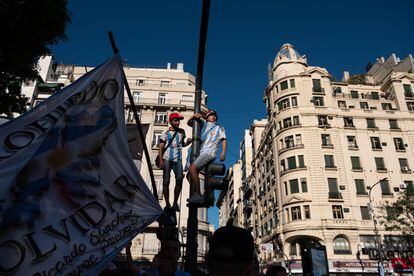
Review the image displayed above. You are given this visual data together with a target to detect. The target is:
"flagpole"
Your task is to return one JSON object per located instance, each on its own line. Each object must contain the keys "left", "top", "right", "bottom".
{"left": 107, "top": 31, "right": 159, "bottom": 202}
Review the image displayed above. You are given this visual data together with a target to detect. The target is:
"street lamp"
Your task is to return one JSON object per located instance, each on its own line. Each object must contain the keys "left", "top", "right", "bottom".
{"left": 367, "top": 177, "right": 388, "bottom": 276}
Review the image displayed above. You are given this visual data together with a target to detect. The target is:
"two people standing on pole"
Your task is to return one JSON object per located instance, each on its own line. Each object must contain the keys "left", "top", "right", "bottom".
{"left": 186, "top": 110, "right": 227, "bottom": 204}
{"left": 158, "top": 113, "right": 192, "bottom": 212}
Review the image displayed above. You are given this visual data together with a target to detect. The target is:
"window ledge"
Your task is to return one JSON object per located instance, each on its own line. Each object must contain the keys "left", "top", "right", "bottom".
{"left": 322, "top": 144, "right": 334, "bottom": 149}
{"left": 396, "top": 149, "right": 406, "bottom": 152}
{"left": 363, "top": 109, "right": 373, "bottom": 113}
{"left": 318, "top": 124, "right": 331, "bottom": 129}
{"left": 325, "top": 167, "right": 338, "bottom": 171}
{"left": 356, "top": 194, "right": 369, "bottom": 197}
{"left": 367, "top": 127, "right": 379, "bottom": 131}
{"left": 376, "top": 169, "right": 388, "bottom": 173}
{"left": 279, "top": 144, "right": 305, "bottom": 154}
{"left": 386, "top": 110, "right": 395, "bottom": 114}
{"left": 314, "top": 106, "right": 327, "bottom": 109}
{"left": 348, "top": 146, "right": 359, "bottom": 150}
{"left": 390, "top": 128, "right": 401, "bottom": 131}
{"left": 372, "top": 148, "right": 383, "bottom": 151}
{"left": 401, "top": 170, "right": 412, "bottom": 174}
{"left": 352, "top": 168, "right": 363, "bottom": 172}
{"left": 344, "top": 126, "right": 356, "bottom": 129}
{"left": 328, "top": 198, "right": 344, "bottom": 202}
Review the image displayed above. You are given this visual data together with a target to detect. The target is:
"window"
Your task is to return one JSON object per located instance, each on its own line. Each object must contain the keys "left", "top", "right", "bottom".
{"left": 355, "top": 179, "right": 367, "bottom": 195}
{"left": 280, "top": 80, "right": 288, "bottom": 90}
{"left": 333, "top": 236, "right": 351, "bottom": 254}
{"left": 371, "top": 91, "right": 379, "bottom": 100}
{"left": 152, "top": 131, "right": 163, "bottom": 148}
{"left": 399, "top": 158, "right": 410, "bottom": 172}
{"left": 304, "top": 205, "right": 311, "bottom": 219}
{"left": 375, "top": 157, "right": 386, "bottom": 171}
{"left": 158, "top": 93, "right": 167, "bottom": 104}
{"left": 318, "top": 115, "right": 329, "bottom": 126}
{"left": 366, "top": 118, "right": 376, "bottom": 129}
{"left": 333, "top": 87, "right": 342, "bottom": 94}
{"left": 284, "top": 182, "right": 288, "bottom": 196}
{"left": 321, "top": 134, "right": 332, "bottom": 147}
{"left": 389, "top": 119, "right": 399, "bottom": 129}
{"left": 295, "top": 134, "right": 302, "bottom": 146}
{"left": 301, "top": 178, "right": 308, "bottom": 193}
{"left": 298, "top": 155, "right": 305, "bottom": 168}
{"left": 312, "top": 79, "right": 323, "bottom": 92}
{"left": 289, "top": 179, "right": 299, "bottom": 194}
{"left": 292, "top": 116, "right": 300, "bottom": 126}
{"left": 360, "top": 206, "right": 371, "bottom": 220}
{"left": 344, "top": 117, "right": 354, "bottom": 127}
{"left": 313, "top": 96, "right": 324, "bottom": 107}
{"left": 160, "top": 80, "right": 170, "bottom": 87}
{"left": 290, "top": 243, "right": 299, "bottom": 256}
{"left": 360, "top": 102, "right": 369, "bottom": 109}
{"left": 132, "top": 91, "right": 141, "bottom": 103}
{"left": 291, "top": 96, "right": 298, "bottom": 106}
{"left": 291, "top": 206, "right": 301, "bottom": 221}
{"left": 338, "top": 101, "right": 347, "bottom": 108}
{"left": 382, "top": 103, "right": 392, "bottom": 110}
{"left": 127, "top": 109, "right": 134, "bottom": 122}
{"left": 136, "top": 79, "right": 146, "bottom": 86}
{"left": 284, "top": 136, "right": 294, "bottom": 148}
{"left": 351, "top": 156, "right": 362, "bottom": 170}
{"left": 155, "top": 111, "right": 167, "bottom": 124}
{"left": 407, "top": 101, "right": 414, "bottom": 111}
{"left": 332, "top": 205, "right": 344, "bottom": 219}
{"left": 370, "top": 137, "right": 382, "bottom": 150}
{"left": 324, "top": 155, "right": 335, "bottom": 168}
{"left": 290, "top": 79, "right": 296, "bottom": 89}
{"left": 347, "top": 136, "right": 358, "bottom": 148}
{"left": 380, "top": 178, "right": 391, "bottom": 195}
{"left": 403, "top": 84, "right": 413, "bottom": 97}
{"left": 283, "top": 118, "right": 292, "bottom": 128}
{"left": 279, "top": 98, "right": 290, "bottom": 110}
{"left": 328, "top": 178, "right": 341, "bottom": 199}
{"left": 287, "top": 156, "right": 297, "bottom": 170}
{"left": 351, "top": 90, "right": 359, "bottom": 99}
{"left": 394, "top": 138, "right": 405, "bottom": 150}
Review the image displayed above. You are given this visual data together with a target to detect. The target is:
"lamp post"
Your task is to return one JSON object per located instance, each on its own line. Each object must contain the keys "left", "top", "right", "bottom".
{"left": 367, "top": 177, "right": 388, "bottom": 276}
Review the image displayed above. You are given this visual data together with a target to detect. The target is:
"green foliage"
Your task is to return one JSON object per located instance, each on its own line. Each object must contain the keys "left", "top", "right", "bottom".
{"left": 381, "top": 185, "right": 414, "bottom": 235}
{"left": 0, "top": 0, "right": 71, "bottom": 117}
{"left": 347, "top": 74, "right": 367, "bottom": 85}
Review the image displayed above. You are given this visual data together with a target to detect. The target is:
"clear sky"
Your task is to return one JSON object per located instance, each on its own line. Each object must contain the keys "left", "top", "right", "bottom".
{"left": 51, "top": 0, "right": 414, "bottom": 229}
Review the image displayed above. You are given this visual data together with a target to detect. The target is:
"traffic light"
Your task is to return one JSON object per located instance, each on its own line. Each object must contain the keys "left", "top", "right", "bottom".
{"left": 204, "top": 163, "right": 227, "bottom": 207}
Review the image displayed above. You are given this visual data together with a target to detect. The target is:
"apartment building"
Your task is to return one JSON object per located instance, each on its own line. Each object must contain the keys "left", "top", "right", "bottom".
{"left": 22, "top": 56, "right": 211, "bottom": 263}
{"left": 250, "top": 44, "right": 414, "bottom": 274}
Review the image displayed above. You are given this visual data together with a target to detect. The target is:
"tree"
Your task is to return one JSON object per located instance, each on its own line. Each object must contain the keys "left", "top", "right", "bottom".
{"left": 0, "top": 0, "right": 71, "bottom": 118}
{"left": 381, "top": 185, "right": 414, "bottom": 235}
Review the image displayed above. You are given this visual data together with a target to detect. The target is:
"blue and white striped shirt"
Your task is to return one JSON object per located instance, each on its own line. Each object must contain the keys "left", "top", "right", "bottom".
{"left": 159, "top": 128, "right": 185, "bottom": 161}
{"left": 199, "top": 122, "right": 226, "bottom": 157}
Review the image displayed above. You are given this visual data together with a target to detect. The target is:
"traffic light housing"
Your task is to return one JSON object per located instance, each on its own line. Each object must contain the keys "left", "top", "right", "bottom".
{"left": 204, "top": 163, "right": 228, "bottom": 207}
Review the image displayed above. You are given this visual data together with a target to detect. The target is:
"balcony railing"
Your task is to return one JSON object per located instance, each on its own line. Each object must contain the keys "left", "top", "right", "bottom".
{"left": 126, "top": 97, "right": 195, "bottom": 106}
{"left": 329, "top": 192, "right": 343, "bottom": 199}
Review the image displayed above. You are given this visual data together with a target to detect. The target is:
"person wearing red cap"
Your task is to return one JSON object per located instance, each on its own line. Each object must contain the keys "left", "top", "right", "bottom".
{"left": 158, "top": 112, "right": 192, "bottom": 211}
{"left": 186, "top": 110, "right": 227, "bottom": 204}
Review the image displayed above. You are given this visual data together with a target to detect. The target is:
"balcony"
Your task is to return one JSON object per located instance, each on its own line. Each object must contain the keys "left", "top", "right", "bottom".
{"left": 125, "top": 97, "right": 191, "bottom": 108}
{"left": 312, "top": 87, "right": 325, "bottom": 94}
{"left": 328, "top": 192, "right": 343, "bottom": 200}
{"left": 321, "top": 219, "right": 358, "bottom": 230}
{"left": 279, "top": 143, "right": 304, "bottom": 154}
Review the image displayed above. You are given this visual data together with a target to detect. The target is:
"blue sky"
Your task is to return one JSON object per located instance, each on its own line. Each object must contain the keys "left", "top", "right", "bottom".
{"left": 52, "top": 0, "right": 414, "bottom": 228}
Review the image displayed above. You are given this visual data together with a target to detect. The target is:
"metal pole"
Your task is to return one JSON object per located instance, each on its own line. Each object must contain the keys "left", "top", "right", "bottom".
{"left": 185, "top": 0, "right": 211, "bottom": 273}
{"left": 107, "top": 31, "right": 159, "bottom": 201}
{"left": 368, "top": 177, "right": 387, "bottom": 275}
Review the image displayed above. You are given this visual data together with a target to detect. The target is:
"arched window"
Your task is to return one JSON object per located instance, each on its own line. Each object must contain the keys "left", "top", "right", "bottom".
{"left": 333, "top": 236, "right": 352, "bottom": 254}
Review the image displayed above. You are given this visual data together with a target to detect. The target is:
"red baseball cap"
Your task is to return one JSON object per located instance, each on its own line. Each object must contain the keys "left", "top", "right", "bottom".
{"left": 169, "top": 112, "right": 184, "bottom": 122}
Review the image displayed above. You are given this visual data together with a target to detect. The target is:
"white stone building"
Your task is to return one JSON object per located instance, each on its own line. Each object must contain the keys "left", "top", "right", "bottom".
{"left": 248, "top": 44, "right": 414, "bottom": 274}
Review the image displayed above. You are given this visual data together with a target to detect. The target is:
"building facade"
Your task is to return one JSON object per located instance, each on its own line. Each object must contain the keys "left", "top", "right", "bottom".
{"left": 22, "top": 57, "right": 212, "bottom": 263}
{"left": 249, "top": 44, "right": 414, "bottom": 274}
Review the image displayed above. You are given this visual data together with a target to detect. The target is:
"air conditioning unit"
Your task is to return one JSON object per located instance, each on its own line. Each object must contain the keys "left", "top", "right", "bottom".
{"left": 400, "top": 183, "right": 408, "bottom": 189}
{"left": 401, "top": 166, "right": 409, "bottom": 172}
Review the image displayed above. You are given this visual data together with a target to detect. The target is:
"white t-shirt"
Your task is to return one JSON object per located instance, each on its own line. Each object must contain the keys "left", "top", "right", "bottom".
{"left": 159, "top": 128, "right": 186, "bottom": 161}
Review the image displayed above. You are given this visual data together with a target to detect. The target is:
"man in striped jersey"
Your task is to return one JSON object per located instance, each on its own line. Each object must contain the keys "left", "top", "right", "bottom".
{"left": 158, "top": 113, "right": 191, "bottom": 212}
{"left": 187, "top": 110, "right": 227, "bottom": 204}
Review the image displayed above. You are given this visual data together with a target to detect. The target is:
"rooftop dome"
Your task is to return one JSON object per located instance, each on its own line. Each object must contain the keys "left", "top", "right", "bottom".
{"left": 274, "top": 43, "right": 307, "bottom": 67}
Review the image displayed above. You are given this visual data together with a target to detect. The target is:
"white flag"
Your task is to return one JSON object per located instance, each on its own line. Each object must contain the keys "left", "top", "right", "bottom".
{"left": 0, "top": 55, "right": 162, "bottom": 275}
